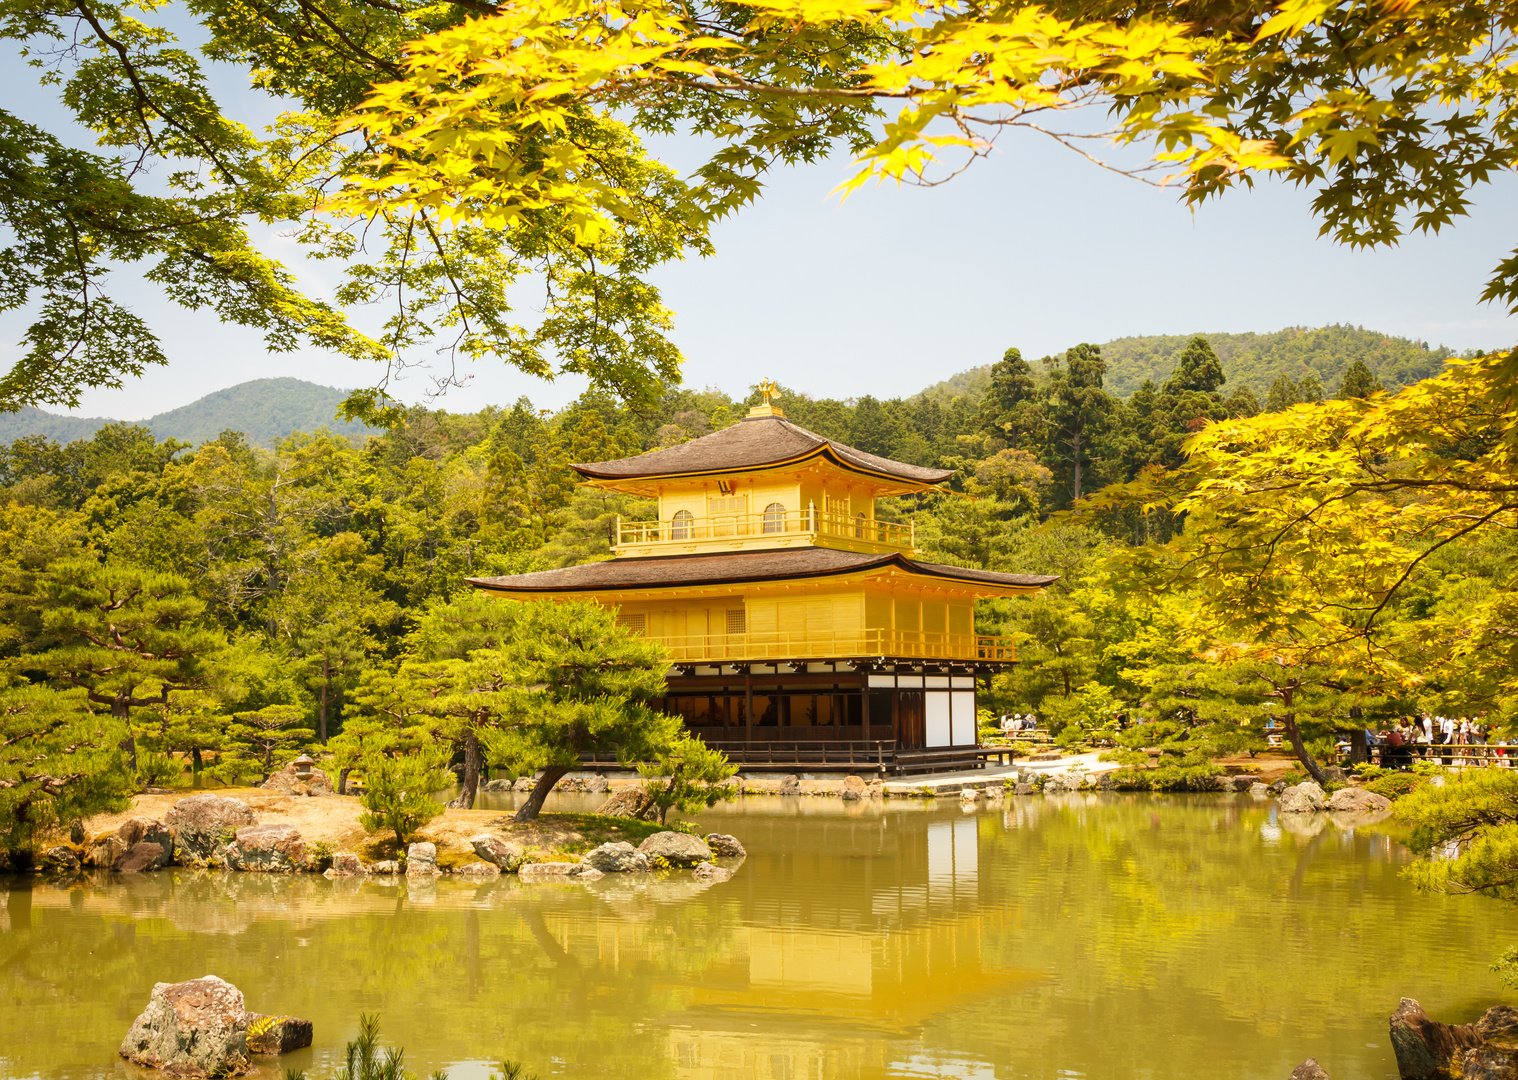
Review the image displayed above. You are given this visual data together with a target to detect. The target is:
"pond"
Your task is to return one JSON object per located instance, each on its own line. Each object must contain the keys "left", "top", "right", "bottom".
{"left": 1, "top": 792, "right": 1510, "bottom": 1080}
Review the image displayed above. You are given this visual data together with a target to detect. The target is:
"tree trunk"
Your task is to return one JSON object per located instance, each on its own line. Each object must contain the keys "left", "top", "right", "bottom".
{"left": 318, "top": 667, "right": 329, "bottom": 745}
{"left": 1282, "top": 712, "right": 1328, "bottom": 786}
{"left": 1071, "top": 427, "right": 1083, "bottom": 502}
{"left": 338, "top": 766, "right": 352, "bottom": 796}
{"left": 447, "top": 729, "right": 483, "bottom": 810}
{"left": 191, "top": 747, "right": 203, "bottom": 774}
{"left": 1349, "top": 728, "right": 1370, "bottom": 765}
{"left": 113, "top": 700, "right": 137, "bottom": 772}
{"left": 513, "top": 765, "right": 571, "bottom": 823}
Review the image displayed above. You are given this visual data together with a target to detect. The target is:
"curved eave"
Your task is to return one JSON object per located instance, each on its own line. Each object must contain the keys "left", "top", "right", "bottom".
{"left": 571, "top": 444, "right": 953, "bottom": 492}
{"left": 465, "top": 553, "right": 1058, "bottom": 599}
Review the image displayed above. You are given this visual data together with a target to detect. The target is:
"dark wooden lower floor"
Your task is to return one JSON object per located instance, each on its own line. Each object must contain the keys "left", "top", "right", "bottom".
{"left": 592, "top": 661, "right": 994, "bottom": 775}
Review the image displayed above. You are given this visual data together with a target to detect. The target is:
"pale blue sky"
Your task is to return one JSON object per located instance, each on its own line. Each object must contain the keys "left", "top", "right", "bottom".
{"left": 5, "top": 40, "right": 1516, "bottom": 419}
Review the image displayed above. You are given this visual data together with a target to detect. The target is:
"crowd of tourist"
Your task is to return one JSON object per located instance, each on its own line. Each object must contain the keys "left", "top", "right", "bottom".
{"left": 1373, "top": 714, "right": 1513, "bottom": 768}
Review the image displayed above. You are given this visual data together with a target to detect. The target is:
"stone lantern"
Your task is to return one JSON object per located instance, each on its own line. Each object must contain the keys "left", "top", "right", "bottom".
{"left": 292, "top": 754, "right": 315, "bottom": 783}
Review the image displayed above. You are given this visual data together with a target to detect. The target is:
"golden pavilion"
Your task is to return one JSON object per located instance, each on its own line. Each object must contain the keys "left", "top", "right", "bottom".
{"left": 467, "top": 385, "right": 1056, "bottom": 774}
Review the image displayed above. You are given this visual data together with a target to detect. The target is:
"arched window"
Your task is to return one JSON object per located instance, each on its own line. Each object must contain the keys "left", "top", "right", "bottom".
{"left": 855, "top": 512, "right": 867, "bottom": 539}
{"left": 671, "top": 509, "right": 694, "bottom": 540}
{"left": 762, "top": 502, "right": 786, "bottom": 534}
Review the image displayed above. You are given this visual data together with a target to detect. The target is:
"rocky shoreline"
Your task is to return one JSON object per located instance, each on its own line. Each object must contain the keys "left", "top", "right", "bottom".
{"left": 34, "top": 792, "right": 747, "bottom": 883}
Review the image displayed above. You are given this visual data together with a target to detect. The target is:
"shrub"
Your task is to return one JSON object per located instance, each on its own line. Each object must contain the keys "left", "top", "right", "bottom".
{"left": 357, "top": 752, "right": 451, "bottom": 848}
{"left": 636, "top": 733, "right": 738, "bottom": 825}
{"left": 1363, "top": 772, "right": 1423, "bottom": 800}
{"left": 135, "top": 750, "right": 182, "bottom": 789}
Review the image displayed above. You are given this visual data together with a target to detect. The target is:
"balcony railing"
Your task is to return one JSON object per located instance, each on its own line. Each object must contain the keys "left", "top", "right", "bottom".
{"left": 615, "top": 508, "right": 913, "bottom": 552}
{"left": 635, "top": 628, "right": 1015, "bottom": 664}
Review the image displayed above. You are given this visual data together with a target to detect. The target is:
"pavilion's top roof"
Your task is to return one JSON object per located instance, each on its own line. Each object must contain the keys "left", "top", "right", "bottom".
{"left": 466, "top": 547, "right": 1058, "bottom": 594}
{"left": 571, "top": 413, "right": 954, "bottom": 486}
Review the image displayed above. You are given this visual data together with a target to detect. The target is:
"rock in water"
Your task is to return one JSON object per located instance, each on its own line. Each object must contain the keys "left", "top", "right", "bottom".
{"left": 1325, "top": 787, "right": 1393, "bottom": 813}
{"left": 245, "top": 1014, "right": 313, "bottom": 1055}
{"left": 584, "top": 774, "right": 610, "bottom": 793}
{"left": 1478, "top": 1006, "right": 1518, "bottom": 1052}
{"left": 1250, "top": 783, "right": 1271, "bottom": 797}
{"left": 705, "top": 833, "right": 746, "bottom": 858}
{"left": 329, "top": 853, "right": 365, "bottom": 876}
{"left": 1461, "top": 1047, "right": 1518, "bottom": 1080}
{"left": 225, "top": 824, "right": 306, "bottom": 873}
{"left": 406, "top": 842, "right": 440, "bottom": 876}
{"left": 115, "top": 818, "right": 174, "bottom": 870}
{"left": 1288, "top": 1058, "right": 1331, "bottom": 1080}
{"left": 1278, "top": 782, "right": 1326, "bottom": 813}
{"left": 840, "top": 775, "right": 867, "bottom": 801}
{"left": 595, "top": 785, "right": 656, "bottom": 820}
{"left": 458, "top": 861, "right": 500, "bottom": 878}
{"left": 512, "top": 776, "right": 535, "bottom": 792}
{"left": 39, "top": 845, "right": 81, "bottom": 874}
{"left": 1390, "top": 997, "right": 1483, "bottom": 1079}
{"left": 482, "top": 778, "right": 513, "bottom": 792}
{"left": 583, "top": 841, "right": 651, "bottom": 873}
{"left": 638, "top": 831, "right": 714, "bottom": 867}
{"left": 119, "top": 975, "right": 251, "bottom": 1077}
{"left": 778, "top": 774, "right": 801, "bottom": 795}
{"left": 470, "top": 834, "right": 524, "bottom": 872}
{"left": 166, "top": 795, "right": 256, "bottom": 868}
{"left": 693, "top": 862, "right": 734, "bottom": 882}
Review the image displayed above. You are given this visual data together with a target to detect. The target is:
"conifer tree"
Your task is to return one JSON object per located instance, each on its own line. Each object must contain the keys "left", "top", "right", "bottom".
{"left": 1338, "top": 359, "right": 1384, "bottom": 399}
{"left": 22, "top": 560, "right": 224, "bottom": 769}
{"left": 476, "top": 599, "right": 684, "bottom": 822}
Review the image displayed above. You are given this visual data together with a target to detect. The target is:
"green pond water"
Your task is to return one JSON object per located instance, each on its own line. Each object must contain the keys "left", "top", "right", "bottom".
{"left": 1, "top": 791, "right": 1512, "bottom": 1080}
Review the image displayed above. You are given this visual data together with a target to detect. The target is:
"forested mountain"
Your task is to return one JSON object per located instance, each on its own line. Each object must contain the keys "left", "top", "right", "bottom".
{"left": 920, "top": 324, "right": 1462, "bottom": 404}
{"left": 0, "top": 378, "right": 375, "bottom": 446}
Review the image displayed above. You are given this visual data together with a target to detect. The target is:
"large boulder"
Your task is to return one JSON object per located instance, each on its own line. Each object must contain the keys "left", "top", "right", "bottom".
{"left": 470, "top": 834, "right": 525, "bottom": 872}
{"left": 115, "top": 818, "right": 174, "bottom": 871}
{"left": 512, "top": 776, "right": 535, "bottom": 792}
{"left": 225, "top": 824, "right": 305, "bottom": 873}
{"left": 595, "top": 786, "right": 656, "bottom": 820}
{"left": 406, "top": 842, "right": 440, "bottom": 876}
{"left": 119, "top": 975, "right": 251, "bottom": 1077}
{"left": 1325, "top": 787, "right": 1393, "bottom": 813}
{"left": 638, "top": 831, "right": 714, "bottom": 867}
{"left": 1232, "top": 774, "right": 1262, "bottom": 791}
{"left": 482, "top": 778, "right": 513, "bottom": 792}
{"left": 1461, "top": 1048, "right": 1518, "bottom": 1080}
{"left": 1289, "top": 1059, "right": 1330, "bottom": 1080}
{"left": 705, "top": 833, "right": 746, "bottom": 858}
{"left": 329, "top": 853, "right": 365, "bottom": 876}
{"left": 840, "top": 775, "right": 867, "bottom": 801}
{"left": 166, "top": 796, "right": 257, "bottom": 867}
{"left": 778, "top": 774, "right": 801, "bottom": 795}
{"left": 260, "top": 761, "right": 333, "bottom": 795}
{"left": 1278, "top": 782, "right": 1326, "bottom": 814}
{"left": 245, "top": 1014, "right": 313, "bottom": 1055}
{"left": 1390, "top": 997, "right": 1483, "bottom": 1079}
{"left": 583, "top": 774, "right": 610, "bottom": 794}
{"left": 583, "top": 841, "right": 651, "bottom": 873}
{"left": 1478, "top": 1006, "right": 1518, "bottom": 1052}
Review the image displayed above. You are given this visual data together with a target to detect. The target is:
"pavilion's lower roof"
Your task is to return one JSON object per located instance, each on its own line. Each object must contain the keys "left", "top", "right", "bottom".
{"left": 465, "top": 548, "right": 1058, "bottom": 593}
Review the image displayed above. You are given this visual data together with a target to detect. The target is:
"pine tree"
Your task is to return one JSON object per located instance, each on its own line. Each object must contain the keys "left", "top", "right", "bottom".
{"left": 0, "top": 682, "right": 133, "bottom": 858}
{"left": 22, "top": 560, "right": 225, "bottom": 770}
{"left": 1162, "top": 336, "right": 1225, "bottom": 395}
{"left": 1225, "top": 386, "right": 1261, "bottom": 419}
{"left": 1338, "top": 358, "right": 1384, "bottom": 399}
{"left": 1264, "top": 375, "right": 1300, "bottom": 412}
{"left": 476, "top": 599, "right": 683, "bottom": 822}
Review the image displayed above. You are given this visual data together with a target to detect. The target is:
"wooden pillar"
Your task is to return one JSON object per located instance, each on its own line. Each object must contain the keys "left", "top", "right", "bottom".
{"left": 745, "top": 669, "right": 754, "bottom": 746}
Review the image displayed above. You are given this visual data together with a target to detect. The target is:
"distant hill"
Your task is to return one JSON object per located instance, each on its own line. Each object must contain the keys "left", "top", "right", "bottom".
{"left": 0, "top": 378, "right": 377, "bottom": 447}
{"left": 914, "top": 324, "right": 1467, "bottom": 404}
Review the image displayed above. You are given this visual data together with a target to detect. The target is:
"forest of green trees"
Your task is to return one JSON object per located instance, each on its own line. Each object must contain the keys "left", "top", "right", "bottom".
{"left": 2, "top": 327, "right": 1491, "bottom": 860}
